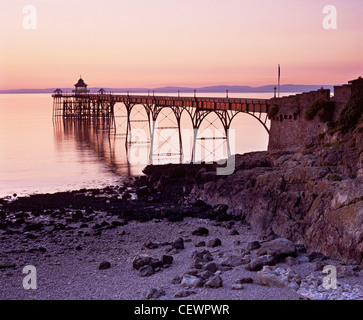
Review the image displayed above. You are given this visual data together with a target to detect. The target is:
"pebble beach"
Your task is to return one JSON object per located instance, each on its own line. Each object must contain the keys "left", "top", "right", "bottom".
{"left": 1, "top": 185, "right": 362, "bottom": 301}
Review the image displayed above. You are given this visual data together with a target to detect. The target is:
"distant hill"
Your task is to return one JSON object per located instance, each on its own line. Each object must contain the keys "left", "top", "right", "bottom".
{"left": 0, "top": 84, "right": 336, "bottom": 94}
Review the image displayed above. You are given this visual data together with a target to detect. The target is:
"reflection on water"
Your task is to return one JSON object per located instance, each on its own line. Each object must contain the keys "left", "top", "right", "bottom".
{"left": 53, "top": 117, "right": 146, "bottom": 177}
{"left": 0, "top": 93, "right": 274, "bottom": 197}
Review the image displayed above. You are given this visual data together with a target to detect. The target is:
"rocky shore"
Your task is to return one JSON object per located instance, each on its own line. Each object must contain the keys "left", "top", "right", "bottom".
{"left": 0, "top": 143, "right": 362, "bottom": 299}
{"left": 143, "top": 141, "right": 363, "bottom": 266}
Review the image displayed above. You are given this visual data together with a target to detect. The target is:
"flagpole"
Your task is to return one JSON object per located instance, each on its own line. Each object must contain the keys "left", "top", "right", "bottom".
{"left": 278, "top": 64, "right": 281, "bottom": 98}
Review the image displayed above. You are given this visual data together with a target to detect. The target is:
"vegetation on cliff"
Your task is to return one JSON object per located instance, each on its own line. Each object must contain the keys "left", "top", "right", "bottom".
{"left": 305, "top": 99, "right": 335, "bottom": 122}
{"left": 305, "top": 78, "right": 362, "bottom": 133}
{"left": 338, "top": 77, "right": 363, "bottom": 133}
{"left": 267, "top": 105, "right": 279, "bottom": 119}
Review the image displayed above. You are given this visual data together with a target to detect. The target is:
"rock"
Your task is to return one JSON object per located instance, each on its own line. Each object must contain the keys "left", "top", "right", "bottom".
{"left": 212, "top": 204, "right": 229, "bottom": 215}
{"left": 72, "top": 210, "right": 83, "bottom": 221}
{"left": 98, "top": 261, "right": 111, "bottom": 270}
{"left": 218, "top": 265, "right": 232, "bottom": 272}
{"left": 172, "top": 238, "right": 185, "bottom": 250}
{"left": 313, "top": 261, "right": 328, "bottom": 272}
{"left": 297, "top": 275, "right": 363, "bottom": 300}
{"left": 132, "top": 255, "right": 152, "bottom": 270}
{"left": 192, "top": 227, "right": 209, "bottom": 236}
{"left": 0, "top": 263, "right": 16, "bottom": 269}
{"left": 200, "top": 270, "right": 215, "bottom": 281}
{"left": 308, "top": 252, "right": 328, "bottom": 261}
{"left": 204, "top": 275, "right": 223, "bottom": 288}
{"left": 229, "top": 229, "right": 239, "bottom": 235}
{"left": 221, "top": 255, "right": 250, "bottom": 267}
{"left": 195, "top": 241, "right": 206, "bottom": 247}
{"left": 259, "top": 228, "right": 278, "bottom": 241}
{"left": 204, "top": 262, "right": 217, "bottom": 273}
{"left": 24, "top": 222, "right": 43, "bottom": 232}
{"left": 187, "top": 270, "right": 199, "bottom": 277}
{"left": 137, "top": 186, "right": 151, "bottom": 198}
{"left": 246, "top": 241, "right": 261, "bottom": 251}
{"left": 148, "top": 258, "right": 163, "bottom": 269}
{"left": 337, "top": 265, "right": 360, "bottom": 278}
{"left": 246, "top": 255, "right": 277, "bottom": 271}
{"left": 295, "top": 243, "right": 307, "bottom": 254}
{"left": 162, "top": 255, "right": 174, "bottom": 266}
{"left": 111, "top": 220, "right": 124, "bottom": 227}
{"left": 256, "top": 238, "right": 296, "bottom": 259}
{"left": 146, "top": 288, "right": 166, "bottom": 300}
{"left": 174, "top": 290, "right": 196, "bottom": 298}
{"left": 144, "top": 241, "right": 159, "bottom": 249}
{"left": 191, "top": 250, "right": 213, "bottom": 262}
{"left": 139, "top": 265, "right": 155, "bottom": 277}
{"left": 207, "top": 238, "right": 222, "bottom": 248}
{"left": 167, "top": 214, "right": 184, "bottom": 222}
{"left": 26, "top": 233, "right": 38, "bottom": 239}
{"left": 181, "top": 274, "right": 204, "bottom": 288}
{"left": 231, "top": 283, "right": 244, "bottom": 290}
{"left": 284, "top": 256, "right": 300, "bottom": 266}
{"left": 296, "top": 255, "right": 310, "bottom": 263}
{"left": 100, "top": 221, "right": 109, "bottom": 227}
{"left": 171, "top": 276, "right": 182, "bottom": 284}
{"left": 216, "top": 213, "right": 232, "bottom": 222}
{"left": 257, "top": 266, "right": 302, "bottom": 291}
{"left": 238, "top": 277, "right": 254, "bottom": 284}
{"left": 192, "top": 261, "right": 204, "bottom": 270}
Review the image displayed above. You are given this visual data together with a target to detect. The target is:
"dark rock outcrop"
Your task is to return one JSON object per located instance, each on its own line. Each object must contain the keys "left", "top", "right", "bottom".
{"left": 143, "top": 146, "right": 363, "bottom": 265}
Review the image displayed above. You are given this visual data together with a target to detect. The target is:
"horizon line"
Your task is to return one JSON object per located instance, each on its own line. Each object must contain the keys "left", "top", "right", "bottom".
{"left": 0, "top": 83, "right": 338, "bottom": 94}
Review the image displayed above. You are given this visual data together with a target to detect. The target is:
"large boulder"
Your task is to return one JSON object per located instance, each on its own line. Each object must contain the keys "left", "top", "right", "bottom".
{"left": 257, "top": 266, "right": 302, "bottom": 291}
{"left": 181, "top": 274, "right": 204, "bottom": 288}
{"left": 256, "top": 238, "right": 296, "bottom": 259}
{"left": 246, "top": 255, "right": 277, "bottom": 271}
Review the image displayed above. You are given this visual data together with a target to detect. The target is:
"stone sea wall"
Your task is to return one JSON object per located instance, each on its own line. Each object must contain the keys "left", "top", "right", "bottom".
{"left": 268, "top": 82, "right": 352, "bottom": 150}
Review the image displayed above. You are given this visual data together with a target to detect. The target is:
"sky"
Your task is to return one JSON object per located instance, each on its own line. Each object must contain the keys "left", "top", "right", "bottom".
{"left": 0, "top": 0, "right": 362, "bottom": 89}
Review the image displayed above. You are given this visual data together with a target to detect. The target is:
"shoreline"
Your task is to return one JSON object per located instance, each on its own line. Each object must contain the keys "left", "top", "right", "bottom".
{"left": 1, "top": 170, "right": 362, "bottom": 300}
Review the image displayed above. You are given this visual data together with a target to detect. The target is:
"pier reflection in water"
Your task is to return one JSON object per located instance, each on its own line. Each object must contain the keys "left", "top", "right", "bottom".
{"left": 53, "top": 116, "right": 142, "bottom": 178}
{"left": 53, "top": 102, "right": 240, "bottom": 177}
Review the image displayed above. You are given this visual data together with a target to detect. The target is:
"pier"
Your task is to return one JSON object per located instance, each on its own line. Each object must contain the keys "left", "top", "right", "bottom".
{"left": 52, "top": 78, "right": 272, "bottom": 164}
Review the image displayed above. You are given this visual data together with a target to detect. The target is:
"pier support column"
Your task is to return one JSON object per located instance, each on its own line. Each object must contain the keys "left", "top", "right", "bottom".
{"left": 124, "top": 101, "right": 134, "bottom": 149}
{"left": 215, "top": 110, "right": 241, "bottom": 158}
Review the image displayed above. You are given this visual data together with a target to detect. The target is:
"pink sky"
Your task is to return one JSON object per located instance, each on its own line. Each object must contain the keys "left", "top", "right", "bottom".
{"left": 0, "top": 0, "right": 362, "bottom": 89}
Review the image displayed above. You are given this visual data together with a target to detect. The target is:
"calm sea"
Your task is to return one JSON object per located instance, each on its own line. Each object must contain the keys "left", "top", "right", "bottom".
{"left": 0, "top": 92, "right": 283, "bottom": 198}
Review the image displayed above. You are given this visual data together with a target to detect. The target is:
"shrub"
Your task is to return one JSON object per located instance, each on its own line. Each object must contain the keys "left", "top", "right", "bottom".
{"left": 338, "top": 78, "right": 363, "bottom": 132}
{"left": 305, "top": 99, "right": 335, "bottom": 122}
{"left": 268, "top": 105, "right": 279, "bottom": 119}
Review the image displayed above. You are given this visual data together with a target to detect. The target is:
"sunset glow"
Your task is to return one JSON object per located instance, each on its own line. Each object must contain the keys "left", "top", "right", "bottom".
{"left": 0, "top": 0, "right": 362, "bottom": 89}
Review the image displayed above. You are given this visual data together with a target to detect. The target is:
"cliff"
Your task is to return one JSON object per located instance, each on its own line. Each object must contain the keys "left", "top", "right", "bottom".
{"left": 142, "top": 79, "right": 363, "bottom": 265}
{"left": 143, "top": 139, "right": 362, "bottom": 265}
